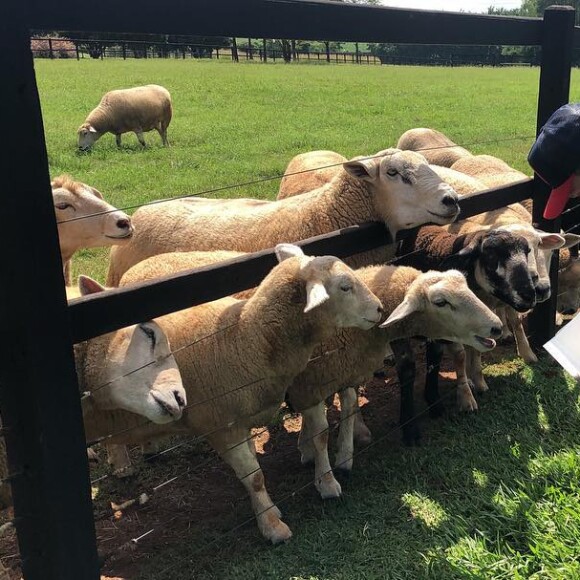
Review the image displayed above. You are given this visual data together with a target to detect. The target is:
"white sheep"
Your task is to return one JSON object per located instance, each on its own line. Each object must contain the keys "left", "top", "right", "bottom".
{"left": 113, "top": 244, "right": 382, "bottom": 543}
{"left": 289, "top": 265, "right": 501, "bottom": 498}
{"left": 106, "top": 150, "right": 460, "bottom": 285}
{"left": 450, "top": 154, "right": 530, "bottom": 189}
{"left": 397, "top": 128, "right": 473, "bottom": 168}
{"left": 278, "top": 150, "right": 347, "bottom": 199}
{"left": 52, "top": 175, "right": 133, "bottom": 285}
{"left": 77, "top": 84, "right": 172, "bottom": 150}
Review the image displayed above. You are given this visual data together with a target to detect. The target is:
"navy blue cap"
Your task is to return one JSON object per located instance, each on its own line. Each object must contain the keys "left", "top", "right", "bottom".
{"left": 528, "top": 103, "right": 580, "bottom": 219}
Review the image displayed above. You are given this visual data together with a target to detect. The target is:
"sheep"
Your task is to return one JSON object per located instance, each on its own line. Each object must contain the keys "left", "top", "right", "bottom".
{"left": 450, "top": 154, "right": 530, "bottom": 189}
{"left": 429, "top": 165, "right": 489, "bottom": 196}
{"left": 396, "top": 128, "right": 473, "bottom": 168}
{"left": 557, "top": 249, "right": 580, "bottom": 318}
{"left": 394, "top": 225, "right": 537, "bottom": 398}
{"left": 278, "top": 150, "right": 347, "bottom": 199}
{"left": 111, "top": 244, "right": 383, "bottom": 543}
{"left": 119, "top": 248, "right": 499, "bottom": 499}
{"left": 52, "top": 175, "right": 133, "bottom": 285}
{"left": 77, "top": 85, "right": 172, "bottom": 150}
{"left": 288, "top": 265, "right": 501, "bottom": 498}
{"left": 106, "top": 150, "right": 461, "bottom": 286}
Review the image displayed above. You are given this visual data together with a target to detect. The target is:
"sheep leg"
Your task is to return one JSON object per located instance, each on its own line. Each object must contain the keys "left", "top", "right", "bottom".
{"left": 496, "top": 306, "right": 513, "bottom": 340}
{"left": 447, "top": 342, "right": 478, "bottom": 412}
{"left": 302, "top": 403, "right": 342, "bottom": 499}
{"left": 352, "top": 404, "right": 372, "bottom": 445}
{"left": 297, "top": 413, "right": 316, "bottom": 465}
{"left": 391, "top": 339, "right": 420, "bottom": 445}
{"left": 135, "top": 131, "right": 146, "bottom": 147}
{"left": 506, "top": 307, "right": 538, "bottom": 363}
{"left": 211, "top": 432, "right": 291, "bottom": 544}
{"left": 115, "top": 134, "right": 122, "bottom": 147}
{"left": 158, "top": 126, "right": 170, "bottom": 146}
{"left": 335, "top": 387, "right": 358, "bottom": 474}
{"left": 425, "top": 340, "right": 444, "bottom": 417}
{"left": 465, "top": 346, "right": 488, "bottom": 393}
{"left": 106, "top": 443, "right": 135, "bottom": 478}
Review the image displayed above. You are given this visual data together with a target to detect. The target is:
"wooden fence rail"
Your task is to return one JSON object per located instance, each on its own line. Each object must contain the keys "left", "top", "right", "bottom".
{"left": 2, "top": 1, "right": 579, "bottom": 578}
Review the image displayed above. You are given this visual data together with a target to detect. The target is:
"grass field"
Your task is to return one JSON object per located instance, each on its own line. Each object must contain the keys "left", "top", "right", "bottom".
{"left": 20, "top": 59, "right": 580, "bottom": 579}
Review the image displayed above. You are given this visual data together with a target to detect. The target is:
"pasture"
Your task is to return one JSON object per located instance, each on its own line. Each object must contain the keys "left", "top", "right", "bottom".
{"left": 4, "top": 58, "right": 580, "bottom": 579}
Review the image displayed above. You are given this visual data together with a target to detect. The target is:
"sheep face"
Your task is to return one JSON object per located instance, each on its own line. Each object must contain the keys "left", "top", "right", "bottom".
{"left": 344, "top": 149, "right": 460, "bottom": 236}
{"left": 90, "top": 321, "right": 186, "bottom": 424}
{"left": 275, "top": 245, "right": 383, "bottom": 329}
{"left": 381, "top": 270, "right": 502, "bottom": 352}
{"left": 52, "top": 177, "right": 133, "bottom": 260}
{"left": 473, "top": 231, "right": 537, "bottom": 313}
{"left": 76, "top": 277, "right": 187, "bottom": 423}
{"left": 499, "top": 225, "right": 566, "bottom": 303}
{"left": 77, "top": 123, "right": 101, "bottom": 150}
{"left": 558, "top": 259, "right": 580, "bottom": 315}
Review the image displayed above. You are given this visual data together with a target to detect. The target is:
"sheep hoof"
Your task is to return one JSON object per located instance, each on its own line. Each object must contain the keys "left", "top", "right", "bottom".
{"left": 87, "top": 448, "right": 100, "bottom": 464}
{"left": 262, "top": 518, "right": 293, "bottom": 544}
{"left": 316, "top": 473, "right": 342, "bottom": 500}
{"left": 458, "top": 395, "right": 478, "bottom": 413}
{"left": 521, "top": 351, "right": 538, "bottom": 364}
{"left": 334, "top": 456, "right": 353, "bottom": 475}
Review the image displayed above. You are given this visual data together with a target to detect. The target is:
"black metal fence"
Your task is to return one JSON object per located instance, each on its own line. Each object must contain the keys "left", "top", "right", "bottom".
{"left": 2, "top": 2, "right": 579, "bottom": 579}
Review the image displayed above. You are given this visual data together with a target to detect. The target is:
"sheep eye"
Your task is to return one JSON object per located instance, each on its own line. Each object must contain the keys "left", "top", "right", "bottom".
{"left": 386, "top": 168, "right": 398, "bottom": 177}
{"left": 55, "top": 202, "right": 72, "bottom": 210}
{"left": 340, "top": 284, "right": 352, "bottom": 292}
{"left": 433, "top": 298, "right": 448, "bottom": 308}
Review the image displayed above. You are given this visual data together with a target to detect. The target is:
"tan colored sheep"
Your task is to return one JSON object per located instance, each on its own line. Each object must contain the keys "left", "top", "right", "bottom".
{"left": 113, "top": 244, "right": 383, "bottom": 542}
{"left": 107, "top": 150, "right": 460, "bottom": 285}
{"left": 429, "top": 165, "right": 489, "bottom": 196}
{"left": 52, "top": 175, "right": 133, "bottom": 285}
{"left": 450, "top": 154, "right": 530, "bottom": 189}
{"left": 278, "top": 150, "right": 347, "bottom": 199}
{"left": 397, "top": 128, "right": 473, "bottom": 167}
{"left": 77, "top": 85, "right": 172, "bottom": 150}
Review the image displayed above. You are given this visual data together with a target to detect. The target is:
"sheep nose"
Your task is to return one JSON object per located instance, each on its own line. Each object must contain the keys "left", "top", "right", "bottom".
{"left": 490, "top": 326, "right": 502, "bottom": 338}
{"left": 562, "top": 308, "right": 577, "bottom": 315}
{"left": 441, "top": 194, "right": 459, "bottom": 208}
{"left": 377, "top": 305, "right": 384, "bottom": 315}
{"left": 117, "top": 218, "right": 131, "bottom": 230}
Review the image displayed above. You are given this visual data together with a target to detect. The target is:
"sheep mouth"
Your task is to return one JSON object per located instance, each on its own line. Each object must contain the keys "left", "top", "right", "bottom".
{"left": 151, "top": 392, "right": 182, "bottom": 421}
{"left": 428, "top": 209, "right": 459, "bottom": 220}
{"left": 106, "top": 230, "right": 134, "bottom": 240}
{"left": 475, "top": 336, "right": 496, "bottom": 350}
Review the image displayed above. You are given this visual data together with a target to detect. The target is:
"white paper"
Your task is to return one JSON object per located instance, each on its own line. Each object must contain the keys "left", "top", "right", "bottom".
{"left": 544, "top": 314, "right": 580, "bottom": 378}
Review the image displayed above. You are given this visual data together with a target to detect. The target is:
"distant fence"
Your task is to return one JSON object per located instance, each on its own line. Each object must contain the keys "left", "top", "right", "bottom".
{"left": 30, "top": 37, "right": 381, "bottom": 64}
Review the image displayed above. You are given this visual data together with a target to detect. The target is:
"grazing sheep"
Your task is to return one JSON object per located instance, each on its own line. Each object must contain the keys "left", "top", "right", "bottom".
{"left": 450, "top": 154, "right": 530, "bottom": 189}
{"left": 278, "top": 150, "right": 347, "bottom": 199}
{"left": 397, "top": 128, "right": 473, "bottom": 168}
{"left": 107, "top": 150, "right": 460, "bottom": 286}
{"left": 113, "top": 244, "right": 382, "bottom": 543}
{"left": 77, "top": 85, "right": 172, "bottom": 150}
{"left": 52, "top": 175, "right": 133, "bottom": 285}
{"left": 289, "top": 265, "right": 501, "bottom": 498}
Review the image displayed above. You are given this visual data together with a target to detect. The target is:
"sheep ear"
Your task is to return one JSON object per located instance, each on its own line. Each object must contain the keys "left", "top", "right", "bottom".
{"left": 79, "top": 275, "right": 106, "bottom": 296}
{"left": 304, "top": 280, "right": 330, "bottom": 313}
{"left": 275, "top": 243, "right": 305, "bottom": 263}
{"left": 88, "top": 125, "right": 97, "bottom": 133}
{"left": 343, "top": 158, "right": 379, "bottom": 182}
{"left": 561, "top": 233, "right": 580, "bottom": 249}
{"left": 439, "top": 235, "right": 481, "bottom": 271}
{"left": 537, "top": 231, "right": 565, "bottom": 250}
{"left": 89, "top": 186, "right": 104, "bottom": 200}
{"left": 379, "top": 299, "right": 417, "bottom": 329}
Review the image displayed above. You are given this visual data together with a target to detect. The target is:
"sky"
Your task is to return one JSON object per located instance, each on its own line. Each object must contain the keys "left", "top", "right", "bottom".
{"left": 380, "top": 0, "right": 523, "bottom": 13}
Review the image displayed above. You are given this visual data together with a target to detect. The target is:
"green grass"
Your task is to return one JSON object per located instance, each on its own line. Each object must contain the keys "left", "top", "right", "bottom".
{"left": 33, "top": 59, "right": 580, "bottom": 579}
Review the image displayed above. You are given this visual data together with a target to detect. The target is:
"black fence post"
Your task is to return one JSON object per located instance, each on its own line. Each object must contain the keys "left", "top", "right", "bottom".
{"left": 262, "top": 38, "right": 267, "bottom": 61}
{"left": 48, "top": 37, "right": 54, "bottom": 59}
{"left": 232, "top": 36, "right": 239, "bottom": 62}
{"left": 355, "top": 42, "right": 359, "bottom": 63}
{"left": 122, "top": 41, "right": 126, "bottom": 59}
{"left": 325, "top": 41, "right": 330, "bottom": 62}
{"left": 0, "top": 9, "right": 100, "bottom": 580}
{"left": 248, "top": 37, "right": 253, "bottom": 59}
{"left": 528, "top": 5, "right": 575, "bottom": 351}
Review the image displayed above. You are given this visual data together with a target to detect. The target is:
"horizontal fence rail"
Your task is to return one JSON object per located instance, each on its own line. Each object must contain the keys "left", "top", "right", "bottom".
{"left": 29, "top": 0, "right": 549, "bottom": 46}
{"left": 68, "top": 178, "right": 534, "bottom": 343}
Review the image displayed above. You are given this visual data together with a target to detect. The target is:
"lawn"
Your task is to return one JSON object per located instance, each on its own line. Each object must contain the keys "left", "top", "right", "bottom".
{"left": 14, "top": 58, "right": 580, "bottom": 579}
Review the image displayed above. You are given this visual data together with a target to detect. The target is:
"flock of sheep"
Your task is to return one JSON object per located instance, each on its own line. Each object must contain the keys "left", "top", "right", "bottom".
{"left": 2, "top": 84, "right": 580, "bottom": 547}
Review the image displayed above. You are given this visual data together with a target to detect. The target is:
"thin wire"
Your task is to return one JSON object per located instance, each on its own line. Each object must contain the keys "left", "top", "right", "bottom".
{"left": 57, "top": 134, "right": 535, "bottom": 225}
